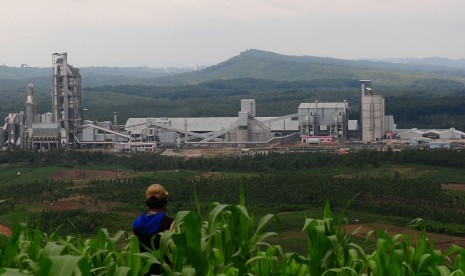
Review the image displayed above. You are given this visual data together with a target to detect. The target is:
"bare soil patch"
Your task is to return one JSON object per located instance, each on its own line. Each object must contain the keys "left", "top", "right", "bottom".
{"left": 50, "top": 169, "right": 140, "bottom": 182}
{"left": 442, "top": 183, "right": 465, "bottom": 192}
{"left": 0, "top": 224, "right": 12, "bottom": 237}
{"left": 193, "top": 171, "right": 221, "bottom": 181}
{"left": 40, "top": 195, "right": 126, "bottom": 212}
{"left": 162, "top": 149, "right": 204, "bottom": 158}
{"left": 344, "top": 223, "right": 465, "bottom": 252}
{"left": 162, "top": 148, "right": 237, "bottom": 158}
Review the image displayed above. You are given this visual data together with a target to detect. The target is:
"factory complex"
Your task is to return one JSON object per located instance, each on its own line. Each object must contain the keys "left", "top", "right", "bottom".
{"left": 2, "top": 53, "right": 464, "bottom": 152}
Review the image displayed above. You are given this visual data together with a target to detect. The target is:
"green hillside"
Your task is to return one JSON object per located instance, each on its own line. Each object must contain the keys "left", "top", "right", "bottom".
{"left": 0, "top": 66, "right": 192, "bottom": 93}
{"left": 156, "top": 49, "right": 465, "bottom": 87}
{"left": 2, "top": 49, "right": 465, "bottom": 90}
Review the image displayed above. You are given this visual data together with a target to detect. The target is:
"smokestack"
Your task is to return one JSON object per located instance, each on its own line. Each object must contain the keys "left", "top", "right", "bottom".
{"left": 26, "top": 83, "right": 35, "bottom": 128}
{"left": 184, "top": 119, "right": 188, "bottom": 142}
{"left": 113, "top": 112, "right": 118, "bottom": 131}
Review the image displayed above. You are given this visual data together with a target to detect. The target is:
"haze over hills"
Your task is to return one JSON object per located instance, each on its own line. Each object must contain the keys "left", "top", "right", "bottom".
{"left": 0, "top": 66, "right": 193, "bottom": 90}
{"left": 1, "top": 49, "right": 465, "bottom": 89}
{"left": 366, "top": 57, "right": 465, "bottom": 68}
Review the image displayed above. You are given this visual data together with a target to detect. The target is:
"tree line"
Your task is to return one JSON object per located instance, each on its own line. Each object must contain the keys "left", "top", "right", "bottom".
{"left": 2, "top": 148, "right": 465, "bottom": 171}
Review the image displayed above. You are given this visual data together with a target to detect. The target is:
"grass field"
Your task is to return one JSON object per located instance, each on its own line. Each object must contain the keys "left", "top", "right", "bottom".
{"left": 0, "top": 164, "right": 67, "bottom": 185}
{"left": 2, "top": 157, "right": 465, "bottom": 254}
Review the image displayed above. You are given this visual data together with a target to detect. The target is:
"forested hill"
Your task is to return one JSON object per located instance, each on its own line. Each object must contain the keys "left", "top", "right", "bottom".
{"left": 155, "top": 49, "right": 465, "bottom": 86}
{"left": 0, "top": 66, "right": 193, "bottom": 90}
{"left": 2, "top": 49, "right": 465, "bottom": 90}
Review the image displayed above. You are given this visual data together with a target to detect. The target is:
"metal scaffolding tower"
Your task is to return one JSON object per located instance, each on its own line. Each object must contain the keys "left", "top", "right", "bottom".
{"left": 52, "top": 52, "right": 82, "bottom": 147}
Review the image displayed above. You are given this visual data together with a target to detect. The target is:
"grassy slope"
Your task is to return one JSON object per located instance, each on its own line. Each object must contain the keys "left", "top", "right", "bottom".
{"left": 0, "top": 164, "right": 67, "bottom": 185}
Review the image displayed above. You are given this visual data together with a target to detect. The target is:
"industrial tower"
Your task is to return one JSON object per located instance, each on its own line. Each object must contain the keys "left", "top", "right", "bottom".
{"left": 52, "top": 53, "right": 82, "bottom": 147}
{"left": 25, "top": 83, "right": 36, "bottom": 129}
{"left": 360, "top": 80, "right": 385, "bottom": 142}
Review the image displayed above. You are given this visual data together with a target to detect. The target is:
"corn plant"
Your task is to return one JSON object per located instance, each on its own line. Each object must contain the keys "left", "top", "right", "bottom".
{"left": 5, "top": 200, "right": 465, "bottom": 275}
{"left": 288, "top": 200, "right": 364, "bottom": 275}
{"left": 363, "top": 228, "right": 465, "bottom": 275}
{"left": 156, "top": 203, "right": 278, "bottom": 275}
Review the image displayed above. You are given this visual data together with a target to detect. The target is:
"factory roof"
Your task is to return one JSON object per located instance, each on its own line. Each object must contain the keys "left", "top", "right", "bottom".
{"left": 298, "top": 102, "right": 347, "bottom": 109}
{"left": 125, "top": 116, "right": 299, "bottom": 134}
{"left": 395, "top": 128, "right": 465, "bottom": 135}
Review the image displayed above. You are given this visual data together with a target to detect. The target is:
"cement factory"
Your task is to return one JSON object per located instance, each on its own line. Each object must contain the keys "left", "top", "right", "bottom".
{"left": 1, "top": 53, "right": 464, "bottom": 152}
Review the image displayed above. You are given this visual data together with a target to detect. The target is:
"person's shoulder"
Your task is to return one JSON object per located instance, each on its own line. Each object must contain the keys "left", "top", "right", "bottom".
{"left": 160, "top": 214, "right": 174, "bottom": 230}
{"left": 134, "top": 212, "right": 147, "bottom": 221}
{"left": 133, "top": 213, "right": 147, "bottom": 226}
{"left": 162, "top": 214, "right": 174, "bottom": 223}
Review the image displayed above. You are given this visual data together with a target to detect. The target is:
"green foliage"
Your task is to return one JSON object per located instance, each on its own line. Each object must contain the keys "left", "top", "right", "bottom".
{"left": 4, "top": 149, "right": 465, "bottom": 236}
{"left": 386, "top": 96, "right": 465, "bottom": 129}
{"left": 3, "top": 202, "right": 465, "bottom": 275}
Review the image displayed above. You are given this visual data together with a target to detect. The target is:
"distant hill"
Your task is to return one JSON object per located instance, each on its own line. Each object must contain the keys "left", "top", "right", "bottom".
{"left": 0, "top": 66, "right": 193, "bottom": 91}
{"left": 155, "top": 49, "right": 465, "bottom": 87}
{"left": 367, "top": 57, "right": 465, "bottom": 68}
{"left": 2, "top": 50, "right": 465, "bottom": 89}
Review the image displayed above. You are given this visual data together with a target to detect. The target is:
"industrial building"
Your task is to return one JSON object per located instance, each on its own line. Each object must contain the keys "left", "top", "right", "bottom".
{"left": 298, "top": 100, "right": 348, "bottom": 137}
{"left": 3, "top": 52, "right": 463, "bottom": 152}
{"left": 0, "top": 52, "right": 364, "bottom": 150}
{"left": 2, "top": 112, "right": 26, "bottom": 149}
{"left": 122, "top": 99, "right": 300, "bottom": 148}
{"left": 0, "top": 53, "right": 360, "bottom": 151}
{"left": 395, "top": 128, "right": 465, "bottom": 140}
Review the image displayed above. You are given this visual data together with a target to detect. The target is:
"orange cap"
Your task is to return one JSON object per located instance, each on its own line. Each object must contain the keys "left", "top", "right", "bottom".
{"left": 145, "top": 184, "right": 168, "bottom": 199}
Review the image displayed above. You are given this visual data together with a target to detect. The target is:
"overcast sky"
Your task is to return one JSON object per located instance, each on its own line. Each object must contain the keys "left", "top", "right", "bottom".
{"left": 1, "top": 0, "right": 464, "bottom": 68}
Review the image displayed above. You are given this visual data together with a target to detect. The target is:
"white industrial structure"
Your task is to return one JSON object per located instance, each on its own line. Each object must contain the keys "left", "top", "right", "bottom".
{"left": 2, "top": 112, "right": 26, "bottom": 149}
{"left": 298, "top": 100, "right": 348, "bottom": 137}
{"left": 25, "top": 84, "right": 36, "bottom": 129}
{"left": 122, "top": 99, "right": 299, "bottom": 149}
{"left": 360, "top": 80, "right": 387, "bottom": 142}
{"left": 395, "top": 128, "right": 465, "bottom": 140}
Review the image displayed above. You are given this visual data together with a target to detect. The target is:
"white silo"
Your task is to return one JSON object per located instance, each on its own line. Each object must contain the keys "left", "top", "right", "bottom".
{"left": 360, "top": 80, "right": 385, "bottom": 142}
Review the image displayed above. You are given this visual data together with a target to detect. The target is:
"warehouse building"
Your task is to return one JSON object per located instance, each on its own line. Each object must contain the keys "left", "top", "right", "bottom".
{"left": 395, "top": 128, "right": 465, "bottom": 140}
{"left": 123, "top": 99, "right": 300, "bottom": 148}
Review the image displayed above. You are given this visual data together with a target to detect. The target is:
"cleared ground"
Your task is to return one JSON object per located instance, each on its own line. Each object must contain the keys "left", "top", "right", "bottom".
{"left": 50, "top": 168, "right": 141, "bottom": 182}
{"left": 442, "top": 183, "right": 465, "bottom": 192}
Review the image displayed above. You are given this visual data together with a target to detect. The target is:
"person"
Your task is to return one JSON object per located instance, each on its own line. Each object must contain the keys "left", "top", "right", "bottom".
{"left": 133, "top": 184, "right": 175, "bottom": 275}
